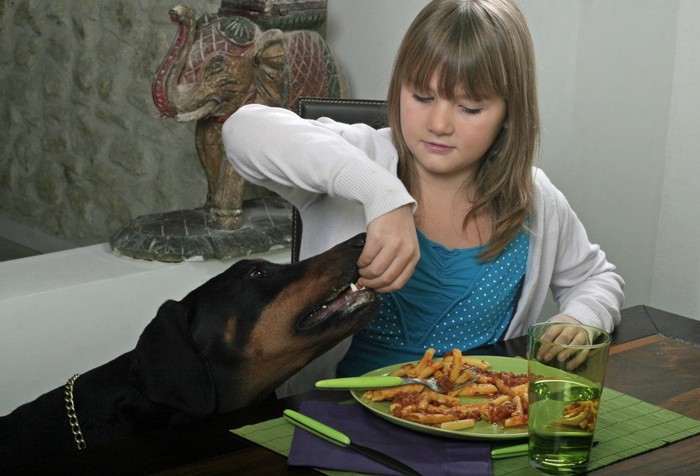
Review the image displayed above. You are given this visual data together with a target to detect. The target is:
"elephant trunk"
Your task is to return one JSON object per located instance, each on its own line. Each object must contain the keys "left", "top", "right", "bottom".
{"left": 173, "top": 100, "right": 220, "bottom": 123}
{"left": 151, "top": 6, "right": 197, "bottom": 119}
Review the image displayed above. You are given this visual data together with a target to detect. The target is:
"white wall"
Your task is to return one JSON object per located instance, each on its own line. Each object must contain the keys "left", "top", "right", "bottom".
{"left": 651, "top": 0, "right": 700, "bottom": 316}
{"left": 326, "top": 0, "right": 700, "bottom": 320}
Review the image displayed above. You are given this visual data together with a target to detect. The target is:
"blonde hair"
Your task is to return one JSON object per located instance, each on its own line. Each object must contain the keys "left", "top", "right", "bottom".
{"left": 387, "top": 0, "right": 539, "bottom": 260}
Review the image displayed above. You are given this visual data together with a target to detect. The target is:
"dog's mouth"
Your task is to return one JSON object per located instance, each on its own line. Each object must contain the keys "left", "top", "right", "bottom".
{"left": 297, "top": 282, "right": 377, "bottom": 331}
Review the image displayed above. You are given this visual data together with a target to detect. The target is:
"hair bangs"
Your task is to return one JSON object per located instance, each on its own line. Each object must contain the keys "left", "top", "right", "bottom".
{"left": 399, "top": 6, "right": 509, "bottom": 102}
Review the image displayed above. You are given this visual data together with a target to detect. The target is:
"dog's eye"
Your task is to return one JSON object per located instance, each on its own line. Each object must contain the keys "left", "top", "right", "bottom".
{"left": 247, "top": 268, "right": 266, "bottom": 279}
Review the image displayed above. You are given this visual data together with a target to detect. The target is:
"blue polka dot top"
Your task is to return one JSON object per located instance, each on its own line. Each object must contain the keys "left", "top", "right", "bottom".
{"left": 337, "top": 229, "right": 529, "bottom": 377}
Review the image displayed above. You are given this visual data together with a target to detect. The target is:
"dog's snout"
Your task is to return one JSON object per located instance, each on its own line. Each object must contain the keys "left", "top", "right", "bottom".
{"left": 350, "top": 233, "right": 367, "bottom": 249}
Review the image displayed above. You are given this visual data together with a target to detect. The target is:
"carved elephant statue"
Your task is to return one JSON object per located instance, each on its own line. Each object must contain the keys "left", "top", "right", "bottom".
{"left": 152, "top": 5, "right": 345, "bottom": 228}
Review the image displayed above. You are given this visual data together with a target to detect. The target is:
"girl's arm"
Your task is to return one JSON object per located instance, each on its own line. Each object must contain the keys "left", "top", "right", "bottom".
{"left": 222, "top": 104, "right": 414, "bottom": 223}
{"left": 222, "top": 104, "right": 419, "bottom": 292}
{"left": 546, "top": 182, "right": 624, "bottom": 333}
{"left": 531, "top": 172, "right": 623, "bottom": 367}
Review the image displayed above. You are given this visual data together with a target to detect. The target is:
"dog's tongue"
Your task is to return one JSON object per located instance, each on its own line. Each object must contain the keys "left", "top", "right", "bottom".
{"left": 297, "top": 283, "right": 368, "bottom": 330}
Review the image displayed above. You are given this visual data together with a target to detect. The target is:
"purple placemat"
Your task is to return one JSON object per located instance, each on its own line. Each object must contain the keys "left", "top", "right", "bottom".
{"left": 288, "top": 399, "right": 492, "bottom": 476}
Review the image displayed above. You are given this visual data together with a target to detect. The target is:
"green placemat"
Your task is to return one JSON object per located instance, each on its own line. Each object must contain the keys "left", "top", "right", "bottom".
{"left": 494, "top": 387, "right": 700, "bottom": 474}
{"left": 232, "top": 417, "right": 357, "bottom": 476}
{"left": 231, "top": 388, "right": 700, "bottom": 475}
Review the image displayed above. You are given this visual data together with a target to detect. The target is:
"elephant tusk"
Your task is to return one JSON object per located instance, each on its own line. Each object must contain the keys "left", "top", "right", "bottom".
{"left": 176, "top": 100, "right": 219, "bottom": 122}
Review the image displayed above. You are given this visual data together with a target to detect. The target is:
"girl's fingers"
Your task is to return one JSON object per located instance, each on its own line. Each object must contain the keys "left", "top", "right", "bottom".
{"left": 536, "top": 323, "right": 589, "bottom": 364}
{"left": 537, "top": 325, "right": 564, "bottom": 360}
{"left": 358, "top": 244, "right": 418, "bottom": 292}
{"left": 566, "top": 348, "right": 590, "bottom": 371}
{"left": 358, "top": 207, "right": 419, "bottom": 291}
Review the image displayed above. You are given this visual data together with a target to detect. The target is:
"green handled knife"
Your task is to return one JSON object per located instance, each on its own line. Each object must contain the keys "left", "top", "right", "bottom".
{"left": 315, "top": 376, "right": 411, "bottom": 390}
{"left": 491, "top": 439, "right": 599, "bottom": 459}
{"left": 490, "top": 442, "right": 530, "bottom": 459}
{"left": 283, "top": 409, "right": 420, "bottom": 476}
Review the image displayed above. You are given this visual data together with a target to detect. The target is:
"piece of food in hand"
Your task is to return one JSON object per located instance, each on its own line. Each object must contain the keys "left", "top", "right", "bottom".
{"left": 349, "top": 282, "right": 364, "bottom": 292}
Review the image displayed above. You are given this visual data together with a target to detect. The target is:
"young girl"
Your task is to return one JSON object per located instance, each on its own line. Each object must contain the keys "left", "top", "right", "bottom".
{"left": 222, "top": 0, "right": 624, "bottom": 396}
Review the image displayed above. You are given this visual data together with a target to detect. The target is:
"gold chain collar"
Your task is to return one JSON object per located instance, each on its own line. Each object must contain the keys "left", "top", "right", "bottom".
{"left": 64, "top": 373, "right": 87, "bottom": 450}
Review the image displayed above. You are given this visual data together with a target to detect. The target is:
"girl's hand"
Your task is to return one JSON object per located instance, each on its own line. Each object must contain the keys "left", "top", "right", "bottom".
{"left": 536, "top": 315, "right": 591, "bottom": 370}
{"left": 357, "top": 205, "right": 419, "bottom": 293}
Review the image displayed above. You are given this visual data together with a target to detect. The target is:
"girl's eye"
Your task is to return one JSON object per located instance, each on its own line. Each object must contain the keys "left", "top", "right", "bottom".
{"left": 412, "top": 94, "right": 432, "bottom": 104}
{"left": 460, "top": 105, "right": 482, "bottom": 115}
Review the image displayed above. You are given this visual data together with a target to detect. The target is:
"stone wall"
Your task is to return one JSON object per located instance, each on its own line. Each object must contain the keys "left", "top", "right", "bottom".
{"left": 0, "top": 0, "right": 222, "bottom": 246}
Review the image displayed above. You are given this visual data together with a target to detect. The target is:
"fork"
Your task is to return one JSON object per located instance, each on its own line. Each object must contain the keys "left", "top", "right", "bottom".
{"left": 316, "top": 373, "right": 480, "bottom": 394}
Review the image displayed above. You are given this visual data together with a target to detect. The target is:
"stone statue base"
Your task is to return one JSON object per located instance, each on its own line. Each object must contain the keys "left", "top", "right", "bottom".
{"left": 109, "top": 197, "right": 292, "bottom": 262}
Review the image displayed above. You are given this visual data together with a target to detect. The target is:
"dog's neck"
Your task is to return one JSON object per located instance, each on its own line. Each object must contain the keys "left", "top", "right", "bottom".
{"left": 74, "top": 354, "right": 199, "bottom": 446}
{"left": 64, "top": 374, "right": 86, "bottom": 450}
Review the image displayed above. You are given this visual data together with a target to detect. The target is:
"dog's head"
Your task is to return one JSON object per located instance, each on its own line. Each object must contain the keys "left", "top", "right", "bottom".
{"left": 130, "top": 233, "right": 379, "bottom": 415}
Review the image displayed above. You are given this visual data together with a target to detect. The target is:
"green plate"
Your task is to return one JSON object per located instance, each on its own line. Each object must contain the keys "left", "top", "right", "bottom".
{"left": 351, "top": 355, "right": 528, "bottom": 440}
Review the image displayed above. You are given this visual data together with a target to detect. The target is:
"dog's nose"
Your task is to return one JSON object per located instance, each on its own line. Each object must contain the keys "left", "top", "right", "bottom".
{"left": 350, "top": 233, "right": 367, "bottom": 249}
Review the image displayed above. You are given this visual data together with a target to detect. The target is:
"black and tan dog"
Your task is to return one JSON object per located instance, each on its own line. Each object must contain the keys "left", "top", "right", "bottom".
{"left": 0, "top": 233, "right": 378, "bottom": 469}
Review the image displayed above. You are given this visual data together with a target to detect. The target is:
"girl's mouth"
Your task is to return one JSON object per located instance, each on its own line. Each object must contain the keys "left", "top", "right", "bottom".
{"left": 423, "top": 141, "right": 453, "bottom": 154}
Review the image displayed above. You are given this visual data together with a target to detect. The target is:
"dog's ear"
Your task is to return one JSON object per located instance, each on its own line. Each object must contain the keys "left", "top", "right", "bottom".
{"left": 128, "top": 300, "right": 216, "bottom": 417}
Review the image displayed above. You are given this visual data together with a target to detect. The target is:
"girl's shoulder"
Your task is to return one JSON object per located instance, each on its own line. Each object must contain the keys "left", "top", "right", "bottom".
{"left": 532, "top": 167, "right": 565, "bottom": 200}
{"left": 531, "top": 167, "right": 578, "bottom": 221}
{"left": 532, "top": 166, "right": 554, "bottom": 189}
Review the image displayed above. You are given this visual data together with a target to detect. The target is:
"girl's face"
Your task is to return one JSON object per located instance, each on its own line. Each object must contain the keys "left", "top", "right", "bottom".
{"left": 399, "top": 74, "right": 507, "bottom": 184}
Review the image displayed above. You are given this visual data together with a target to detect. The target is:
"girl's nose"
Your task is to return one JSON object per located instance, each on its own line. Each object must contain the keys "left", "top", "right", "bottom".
{"left": 427, "top": 103, "right": 453, "bottom": 135}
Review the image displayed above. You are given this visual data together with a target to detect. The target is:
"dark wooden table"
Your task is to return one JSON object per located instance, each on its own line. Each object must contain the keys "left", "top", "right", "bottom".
{"left": 9, "top": 305, "right": 700, "bottom": 475}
